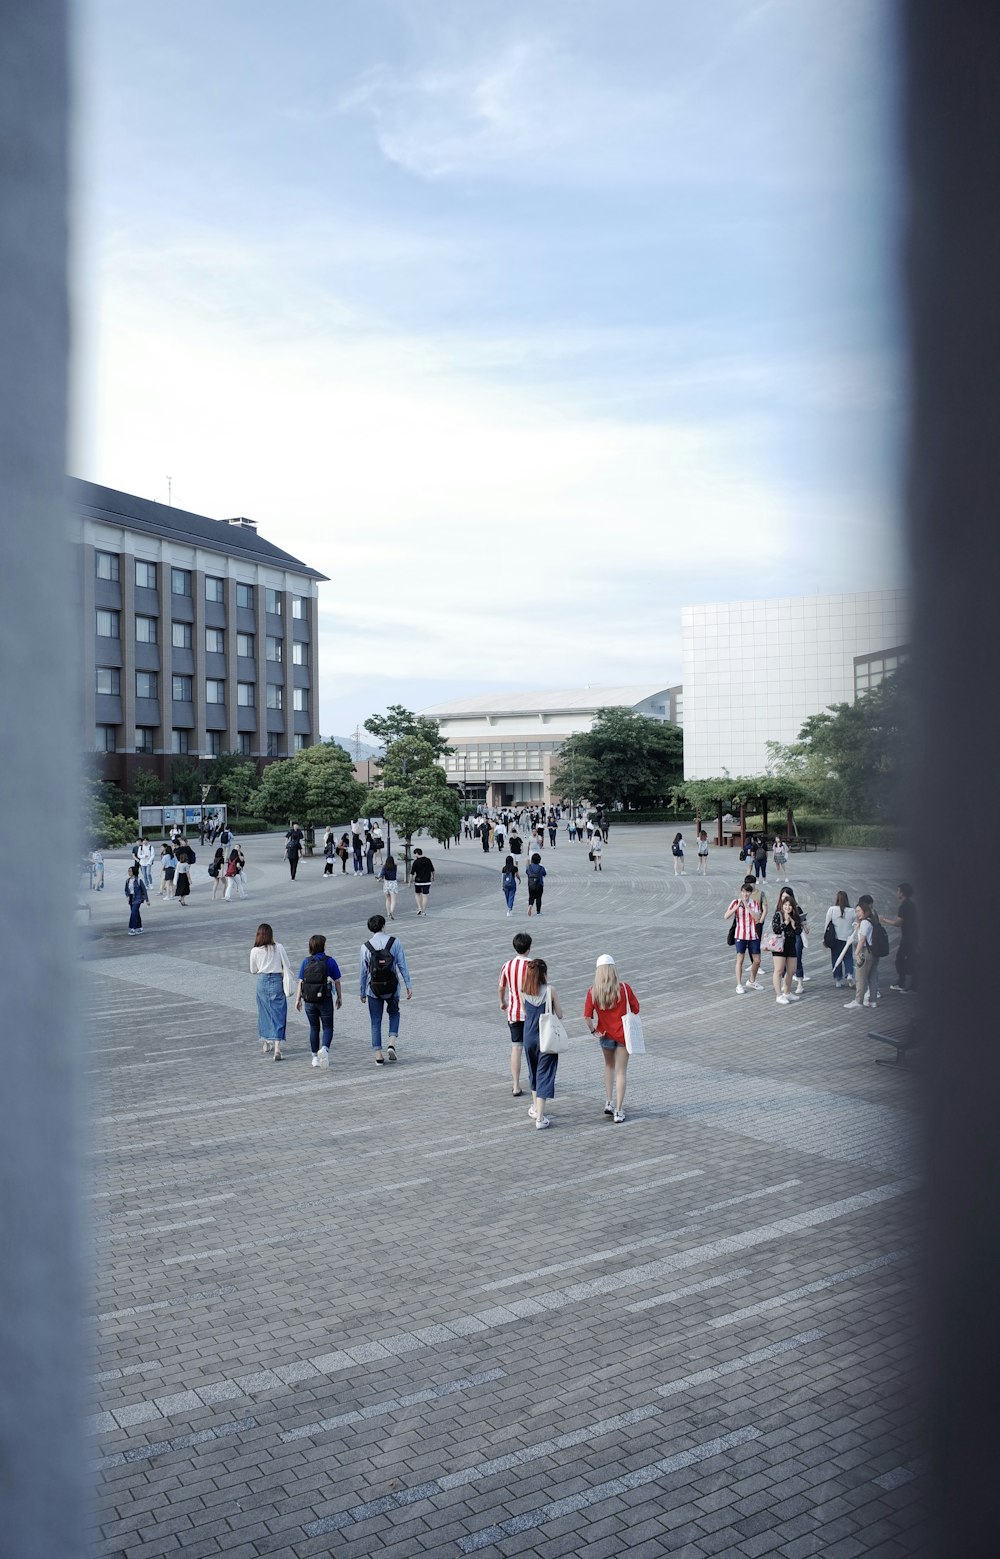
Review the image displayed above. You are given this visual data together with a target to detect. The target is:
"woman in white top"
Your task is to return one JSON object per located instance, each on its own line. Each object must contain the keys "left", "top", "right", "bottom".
{"left": 772, "top": 835, "right": 789, "bottom": 881}
{"left": 671, "top": 833, "right": 685, "bottom": 875}
{"left": 249, "top": 922, "right": 293, "bottom": 1060}
{"left": 841, "top": 905, "right": 877, "bottom": 1011}
{"left": 696, "top": 830, "right": 710, "bottom": 875}
{"left": 823, "top": 890, "right": 855, "bottom": 988}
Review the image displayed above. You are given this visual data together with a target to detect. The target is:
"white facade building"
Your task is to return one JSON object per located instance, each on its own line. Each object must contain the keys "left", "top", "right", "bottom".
{"left": 681, "top": 590, "right": 909, "bottom": 779}
{"left": 423, "top": 685, "right": 681, "bottom": 805}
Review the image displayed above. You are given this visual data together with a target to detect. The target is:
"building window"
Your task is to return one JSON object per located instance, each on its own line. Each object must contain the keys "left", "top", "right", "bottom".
{"left": 237, "top": 732, "right": 252, "bottom": 755}
{"left": 206, "top": 627, "right": 225, "bottom": 654}
{"left": 266, "top": 732, "right": 281, "bottom": 757}
{"left": 294, "top": 733, "right": 307, "bottom": 752}
{"left": 136, "top": 671, "right": 158, "bottom": 699}
{"left": 96, "top": 609, "right": 120, "bottom": 638}
{"left": 237, "top": 682, "right": 255, "bottom": 707}
{"left": 293, "top": 687, "right": 307, "bottom": 712}
{"left": 95, "top": 550, "right": 119, "bottom": 582}
{"left": 135, "top": 727, "right": 155, "bottom": 754}
{"left": 292, "top": 640, "right": 308, "bottom": 666}
{"left": 206, "top": 731, "right": 223, "bottom": 757}
{"left": 292, "top": 596, "right": 306, "bottom": 620}
{"left": 206, "top": 679, "right": 225, "bottom": 704}
{"left": 266, "top": 684, "right": 283, "bottom": 710}
{"left": 171, "top": 567, "right": 192, "bottom": 597}
{"left": 96, "top": 667, "right": 120, "bottom": 695}
{"left": 171, "top": 729, "right": 190, "bottom": 755}
{"left": 96, "top": 724, "right": 118, "bottom": 752}
{"left": 172, "top": 621, "right": 192, "bottom": 649}
{"left": 135, "top": 615, "right": 157, "bottom": 644}
{"left": 172, "top": 674, "right": 193, "bottom": 702}
{"left": 236, "top": 583, "right": 253, "bottom": 609}
{"left": 135, "top": 559, "right": 157, "bottom": 589}
{"left": 236, "top": 632, "right": 255, "bottom": 658}
{"left": 205, "top": 575, "right": 225, "bottom": 603}
{"left": 265, "top": 588, "right": 282, "bottom": 615}
{"left": 266, "top": 636, "right": 282, "bottom": 663}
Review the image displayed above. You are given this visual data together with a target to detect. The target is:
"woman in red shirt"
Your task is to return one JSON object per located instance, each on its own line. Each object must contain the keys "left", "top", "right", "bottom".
{"left": 584, "top": 954, "right": 640, "bottom": 1124}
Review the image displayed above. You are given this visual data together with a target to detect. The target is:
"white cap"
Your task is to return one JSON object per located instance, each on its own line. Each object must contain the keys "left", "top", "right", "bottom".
{"left": 595, "top": 953, "right": 616, "bottom": 968}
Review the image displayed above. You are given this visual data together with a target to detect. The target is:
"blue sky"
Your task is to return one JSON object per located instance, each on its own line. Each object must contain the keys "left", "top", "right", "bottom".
{"left": 74, "top": 0, "right": 903, "bottom": 737}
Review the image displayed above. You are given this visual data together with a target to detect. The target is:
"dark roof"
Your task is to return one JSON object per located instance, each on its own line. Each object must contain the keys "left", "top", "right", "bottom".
{"left": 71, "top": 477, "right": 328, "bottom": 580}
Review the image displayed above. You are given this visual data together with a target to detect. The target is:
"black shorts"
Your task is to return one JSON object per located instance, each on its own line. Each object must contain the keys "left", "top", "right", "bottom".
{"left": 528, "top": 886, "right": 543, "bottom": 906}
{"left": 508, "top": 1021, "right": 524, "bottom": 1045}
{"left": 415, "top": 883, "right": 430, "bottom": 895}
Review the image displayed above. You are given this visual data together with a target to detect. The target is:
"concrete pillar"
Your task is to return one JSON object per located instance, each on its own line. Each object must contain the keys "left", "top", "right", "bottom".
{"left": 0, "top": 3, "right": 85, "bottom": 1553}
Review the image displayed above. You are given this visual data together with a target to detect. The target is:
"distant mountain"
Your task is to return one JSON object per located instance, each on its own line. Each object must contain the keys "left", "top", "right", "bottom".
{"left": 329, "top": 735, "right": 382, "bottom": 762}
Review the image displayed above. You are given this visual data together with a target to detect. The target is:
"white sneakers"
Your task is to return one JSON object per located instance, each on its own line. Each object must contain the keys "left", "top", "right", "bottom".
{"left": 844, "top": 1000, "right": 861, "bottom": 1009}
{"left": 776, "top": 994, "right": 790, "bottom": 1005}
{"left": 319, "top": 1047, "right": 330, "bottom": 1068}
{"left": 613, "top": 1110, "right": 625, "bottom": 1124}
{"left": 535, "top": 1116, "right": 551, "bottom": 1130}
{"left": 736, "top": 983, "right": 745, "bottom": 995}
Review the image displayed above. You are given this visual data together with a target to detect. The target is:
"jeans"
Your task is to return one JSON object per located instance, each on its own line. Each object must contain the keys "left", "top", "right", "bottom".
{"left": 503, "top": 885, "right": 516, "bottom": 911}
{"left": 140, "top": 864, "right": 152, "bottom": 888}
{"left": 755, "top": 860, "right": 767, "bottom": 879}
{"left": 304, "top": 994, "right": 333, "bottom": 1052}
{"left": 128, "top": 895, "right": 143, "bottom": 930}
{"left": 795, "top": 933, "right": 804, "bottom": 979}
{"left": 367, "top": 992, "right": 400, "bottom": 1047}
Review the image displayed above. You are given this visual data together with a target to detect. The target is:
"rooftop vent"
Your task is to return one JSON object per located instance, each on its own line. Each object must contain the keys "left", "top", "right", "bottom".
{"left": 225, "top": 516, "right": 257, "bottom": 530}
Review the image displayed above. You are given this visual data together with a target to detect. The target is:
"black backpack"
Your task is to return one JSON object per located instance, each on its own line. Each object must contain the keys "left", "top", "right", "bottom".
{"left": 873, "top": 918, "right": 891, "bottom": 958}
{"left": 300, "top": 954, "right": 330, "bottom": 1004}
{"left": 366, "top": 937, "right": 398, "bottom": 999}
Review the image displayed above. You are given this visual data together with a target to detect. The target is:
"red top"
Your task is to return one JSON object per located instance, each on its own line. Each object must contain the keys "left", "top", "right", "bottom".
{"left": 499, "top": 957, "right": 529, "bottom": 1022}
{"left": 584, "top": 982, "right": 639, "bottom": 1045}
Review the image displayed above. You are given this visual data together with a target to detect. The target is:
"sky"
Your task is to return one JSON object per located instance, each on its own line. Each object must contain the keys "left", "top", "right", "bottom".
{"left": 73, "top": 0, "right": 904, "bottom": 740}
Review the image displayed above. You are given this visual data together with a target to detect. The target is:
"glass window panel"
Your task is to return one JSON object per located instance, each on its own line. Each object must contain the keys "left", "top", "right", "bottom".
{"left": 95, "top": 551, "right": 119, "bottom": 581}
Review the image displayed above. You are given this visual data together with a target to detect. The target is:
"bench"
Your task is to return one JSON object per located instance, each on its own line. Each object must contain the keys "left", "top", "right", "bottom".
{"left": 869, "top": 1023, "right": 919, "bottom": 1066}
{"left": 788, "top": 836, "right": 816, "bottom": 853}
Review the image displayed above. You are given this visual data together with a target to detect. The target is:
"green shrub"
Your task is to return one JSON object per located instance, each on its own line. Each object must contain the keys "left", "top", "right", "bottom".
{"left": 231, "top": 817, "right": 272, "bottom": 834}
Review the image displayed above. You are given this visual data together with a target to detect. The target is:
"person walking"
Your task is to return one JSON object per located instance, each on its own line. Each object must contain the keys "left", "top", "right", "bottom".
{"left": 411, "top": 847, "right": 435, "bottom": 914}
{"left": 770, "top": 891, "right": 802, "bottom": 1005}
{"left": 285, "top": 822, "right": 304, "bottom": 880}
{"left": 567, "top": 814, "right": 577, "bottom": 843}
{"left": 772, "top": 834, "right": 789, "bottom": 881}
{"left": 137, "top": 837, "right": 155, "bottom": 890}
{"left": 498, "top": 931, "right": 533, "bottom": 1097}
{"left": 884, "top": 882, "right": 918, "bottom": 993}
{"left": 823, "top": 890, "right": 855, "bottom": 988}
{"left": 589, "top": 832, "right": 603, "bottom": 871}
{"left": 696, "top": 830, "right": 710, "bottom": 875}
{"left": 125, "top": 862, "right": 148, "bottom": 935}
{"left": 371, "top": 824, "right": 385, "bottom": 871}
{"left": 725, "top": 881, "right": 764, "bottom": 994}
{"left": 521, "top": 958, "right": 563, "bottom": 1131}
{"left": 501, "top": 854, "right": 520, "bottom": 916}
{"left": 159, "top": 842, "right": 176, "bottom": 898}
{"left": 584, "top": 954, "right": 639, "bottom": 1123}
{"left": 671, "top": 832, "right": 685, "bottom": 875}
{"left": 294, "top": 934, "right": 343, "bottom": 1068}
{"left": 229, "top": 844, "right": 248, "bottom": 900}
{"left": 323, "top": 828, "right": 336, "bottom": 877}
{"left": 359, "top": 913, "right": 412, "bottom": 1064}
{"left": 250, "top": 923, "right": 294, "bottom": 1060}
{"left": 209, "top": 846, "right": 227, "bottom": 901}
{"left": 379, "top": 854, "right": 399, "bottom": 920}
{"left": 365, "top": 829, "right": 376, "bottom": 876}
{"left": 174, "top": 840, "right": 193, "bottom": 906}
{"left": 526, "top": 853, "right": 546, "bottom": 916}
{"left": 548, "top": 813, "right": 557, "bottom": 847}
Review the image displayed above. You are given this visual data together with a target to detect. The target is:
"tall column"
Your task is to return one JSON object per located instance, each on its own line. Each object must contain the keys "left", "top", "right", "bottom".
{"left": 255, "top": 585, "right": 268, "bottom": 760}
{"left": 309, "top": 583, "right": 320, "bottom": 744}
{"left": 0, "top": 3, "right": 86, "bottom": 1553}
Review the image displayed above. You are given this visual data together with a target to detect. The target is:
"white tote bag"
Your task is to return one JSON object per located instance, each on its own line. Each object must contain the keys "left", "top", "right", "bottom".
{"left": 538, "top": 987, "right": 568, "bottom": 1055}
{"left": 621, "top": 988, "right": 645, "bottom": 1055}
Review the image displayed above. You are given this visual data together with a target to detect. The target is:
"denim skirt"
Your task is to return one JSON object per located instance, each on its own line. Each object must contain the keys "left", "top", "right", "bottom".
{"left": 256, "top": 972, "right": 287, "bottom": 1040}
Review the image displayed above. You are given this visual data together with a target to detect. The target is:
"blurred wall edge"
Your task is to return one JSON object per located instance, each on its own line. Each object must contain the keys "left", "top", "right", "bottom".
{"left": 905, "top": 3, "right": 1000, "bottom": 1556}
{"left": 0, "top": 3, "right": 88, "bottom": 1557}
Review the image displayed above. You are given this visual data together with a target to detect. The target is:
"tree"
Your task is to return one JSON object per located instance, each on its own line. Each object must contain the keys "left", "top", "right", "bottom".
{"left": 129, "top": 767, "right": 165, "bottom": 811}
{"left": 250, "top": 747, "right": 369, "bottom": 825}
{"left": 170, "top": 758, "right": 201, "bottom": 804}
{"left": 364, "top": 705, "right": 451, "bottom": 762}
{"left": 766, "top": 668, "right": 911, "bottom": 821}
{"left": 203, "top": 753, "right": 258, "bottom": 819}
{"left": 550, "top": 707, "right": 683, "bottom": 810}
{"left": 376, "top": 732, "right": 462, "bottom": 878}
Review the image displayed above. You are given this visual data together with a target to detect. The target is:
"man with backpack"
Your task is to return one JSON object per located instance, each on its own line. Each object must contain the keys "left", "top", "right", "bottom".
{"left": 359, "top": 913, "right": 412, "bottom": 1064}
{"left": 294, "top": 933, "right": 343, "bottom": 1068}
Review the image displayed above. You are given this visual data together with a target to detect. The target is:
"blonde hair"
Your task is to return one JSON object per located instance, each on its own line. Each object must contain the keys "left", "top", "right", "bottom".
{"left": 591, "top": 964, "right": 621, "bottom": 1010}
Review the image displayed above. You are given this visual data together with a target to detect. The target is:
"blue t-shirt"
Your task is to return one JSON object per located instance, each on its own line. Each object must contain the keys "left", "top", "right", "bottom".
{"left": 297, "top": 954, "right": 342, "bottom": 982}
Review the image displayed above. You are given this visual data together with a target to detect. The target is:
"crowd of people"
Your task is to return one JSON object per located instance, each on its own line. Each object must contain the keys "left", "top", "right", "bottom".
{"left": 101, "top": 809, "right": 918, "bottom": 1117}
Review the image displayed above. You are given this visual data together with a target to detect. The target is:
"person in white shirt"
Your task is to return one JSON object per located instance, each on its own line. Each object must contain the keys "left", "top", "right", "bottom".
{"left": 696, "top": 831, "right": 710, "bottom": 875}
{"left": 249, "top": 922, "right": 293, "bottom": 1059}
{"left": 823, "top": 890, "right": 855, "bottom": 988}
{"left": 137, "top": 838, "right": 155, "bottom": 889}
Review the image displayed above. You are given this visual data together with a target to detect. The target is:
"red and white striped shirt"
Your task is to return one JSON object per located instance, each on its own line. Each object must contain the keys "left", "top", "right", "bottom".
{"left": 727, "top": 898, "right": 763, "bottom": 941}
{"left": 499, "top": 957, "right": 529, "bottom": 1022}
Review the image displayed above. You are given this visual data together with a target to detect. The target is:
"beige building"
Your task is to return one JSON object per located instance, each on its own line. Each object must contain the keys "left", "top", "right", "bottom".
{"left": 422, "top": 685, "right": 682, "bottom": 806}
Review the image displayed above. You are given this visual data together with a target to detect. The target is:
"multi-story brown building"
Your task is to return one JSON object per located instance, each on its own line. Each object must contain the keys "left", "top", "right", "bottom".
{"left": 75, "top": 478, "right": 326, "bottom": 786}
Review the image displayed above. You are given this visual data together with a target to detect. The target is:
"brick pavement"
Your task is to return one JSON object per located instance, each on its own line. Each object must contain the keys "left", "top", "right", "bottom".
{"left": 82, "top": 827, "right": 925, "bottom": 1557}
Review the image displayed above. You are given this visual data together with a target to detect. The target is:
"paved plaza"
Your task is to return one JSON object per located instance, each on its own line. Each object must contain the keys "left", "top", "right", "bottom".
{"left": 82, "top": 826, "right": 925, "bottom": 1558}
